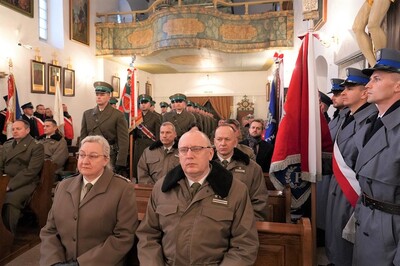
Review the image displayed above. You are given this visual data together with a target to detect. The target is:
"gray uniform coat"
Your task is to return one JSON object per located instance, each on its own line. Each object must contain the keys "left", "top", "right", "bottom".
{"left": 0, "top": 135, "right": 44, "bottom": 208}
{"left": 353, "top": 102, "right": 400, "bottom": 266}
{"left": 136, "top": 161, "right": 259, "bottom": 266}
{"left": 137, "top": 140, "right": 180, "bottom": 184}
{"left": 80, "top": 104, "right": 129, "bottom": 167}
{"left": 213, "top": 148, "right": 268, "bottom": 221}
{"left": 38, "top": 133, "right": 69, "bottom": 172}
{"left": 40, "top": 168, "right": 139, "bottom": 266}
{"left": 325, "top": 103, "right": 377, "bottom": 266}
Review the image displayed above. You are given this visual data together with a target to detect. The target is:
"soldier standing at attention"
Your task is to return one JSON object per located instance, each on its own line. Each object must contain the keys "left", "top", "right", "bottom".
{"left": 132, "top": 94, "right": 161, "bottom": 180}
{"left": 325, "top": 68, "right": 377, "bottom": 266}
{"left": 80, "top": 81, "right": 129, "bottom": 176}
{"left": 352, "top": 48, "right": 400, "bottom": 266}
{"left": 162, "top": 93, "right": 196, "bottom": 139}
{"left": 159, "top": 101, "right": 169, "bottom": 115}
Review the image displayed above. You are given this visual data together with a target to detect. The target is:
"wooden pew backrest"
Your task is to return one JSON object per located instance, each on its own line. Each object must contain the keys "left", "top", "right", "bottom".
{"left": 0, "top": 175, "right": 14, "bottom": 260}
{"left": 255, "top": 218, "right": 312, "bottom": 266}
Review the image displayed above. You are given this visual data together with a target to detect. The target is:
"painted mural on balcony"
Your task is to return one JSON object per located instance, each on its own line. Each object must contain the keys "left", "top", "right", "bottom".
{"left": 95, "top": 7, "right": 294, "bottom": 56}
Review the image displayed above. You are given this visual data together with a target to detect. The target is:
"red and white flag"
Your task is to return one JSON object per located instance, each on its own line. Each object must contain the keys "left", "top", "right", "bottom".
{"left": 269, "top": 33, "right": 333, "bottom": 208}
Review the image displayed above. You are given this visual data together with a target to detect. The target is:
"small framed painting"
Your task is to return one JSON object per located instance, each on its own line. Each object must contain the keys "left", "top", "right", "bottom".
{"left": 0, "top": 0, "right": 34, "bottom": 18}
{"left": 48, "top": 64, "right": 62, "bottom": 95}
{"left": 63, "top": 68, "right": 75, "bottom": 97}
{"left": 70, "top": 0, "right": 90, "bottom": 45}
{"left": 31, "top": 60, "right": 46, "bottom": 93}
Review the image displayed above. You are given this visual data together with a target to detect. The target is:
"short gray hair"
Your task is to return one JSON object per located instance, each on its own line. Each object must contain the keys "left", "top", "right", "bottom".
{"left": 80, "top": 135, "right": 112, "bottom": 170}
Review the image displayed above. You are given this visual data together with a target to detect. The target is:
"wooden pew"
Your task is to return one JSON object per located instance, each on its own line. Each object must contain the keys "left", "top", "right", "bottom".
{"left": 26, "top": 160, "right": 57, "bottom": 228}
{"left": 255, "top": 218, "right": 312, "bottom": 266}
{"left": 134, "top": 184, "right": 153, "bottom": 214}
{"left": 0, "top": 175, "right": 14, "bottom": 260}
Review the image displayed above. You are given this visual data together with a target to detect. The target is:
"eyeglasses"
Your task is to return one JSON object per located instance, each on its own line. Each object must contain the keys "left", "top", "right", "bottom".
{"left": 178, "top": 146, "right": 212, "bottom": 155}
{"left": 77, "top": 153, "right": 107, "bottom": 160}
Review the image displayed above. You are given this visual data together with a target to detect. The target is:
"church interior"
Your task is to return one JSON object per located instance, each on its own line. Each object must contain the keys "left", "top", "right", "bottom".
{"left": 0, "top": 0, "right": 399, "bottom": 265}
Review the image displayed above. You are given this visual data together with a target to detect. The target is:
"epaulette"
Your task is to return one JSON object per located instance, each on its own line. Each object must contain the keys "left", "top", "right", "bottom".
{"left": 114, "top": 174, "right": 131, "bottom": 183}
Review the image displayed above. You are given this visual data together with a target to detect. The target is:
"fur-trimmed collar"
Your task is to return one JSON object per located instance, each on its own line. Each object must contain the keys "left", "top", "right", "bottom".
{"left": 212, "top": 147, "right": 250, "bottom": 165}
{"left": 149, "top": 140, "right": 178, "bottom": 150}
{"left": 38, "top": 132, "right": 63, "bottom": 141}
{"left": 162, "top": 161, "right": 233, "bottom": 198}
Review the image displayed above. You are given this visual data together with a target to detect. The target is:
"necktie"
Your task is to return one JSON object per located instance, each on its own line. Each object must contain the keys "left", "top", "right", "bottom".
{"left": 221, "top": 160, "right": 228, "bottom": 168}
{"left": 82, "top": 183, "right": 93, "bottom": 200}
{"left": 190, "top": 182, "right": 201, "bottom": 199}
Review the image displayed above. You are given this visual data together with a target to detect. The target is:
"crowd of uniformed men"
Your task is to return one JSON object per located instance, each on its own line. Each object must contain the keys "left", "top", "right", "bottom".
{"left": 1, "top": 48, "right": 399, "bottom": 265}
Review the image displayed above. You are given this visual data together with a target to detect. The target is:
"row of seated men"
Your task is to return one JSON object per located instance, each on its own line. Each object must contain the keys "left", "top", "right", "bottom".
{"left": 0, "top": 101, "right": 74, "bottom": 146}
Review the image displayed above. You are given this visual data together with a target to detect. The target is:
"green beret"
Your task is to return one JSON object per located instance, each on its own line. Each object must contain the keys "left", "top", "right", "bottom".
{"left": 94, "top": 81, "right": 113, "bottom": 93}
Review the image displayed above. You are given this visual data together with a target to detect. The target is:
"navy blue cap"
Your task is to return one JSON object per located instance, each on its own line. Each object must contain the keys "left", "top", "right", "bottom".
{"left": 21, "top": 102, "right": 34, "bottom": 109}
{"left": 319, "top": 91, "right": 332, "bottom": 106}
{"left": 362, "top": 48, "right": 400, "bottom": 76}
{"left": 328, "top": 78, "right": 345, "bottom": 93}
{"left": 94, "top": 81, "right": 113, "bottom": 93}
{"left": 341, "top": 68, "right": 370, "bottom": 86}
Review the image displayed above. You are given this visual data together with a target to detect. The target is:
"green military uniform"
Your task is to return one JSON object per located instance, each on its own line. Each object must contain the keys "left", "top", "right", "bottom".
{"left": 132, "top": 94, "right": 161, "bottom": 179}
{"left": 162, "top": 94, "right": 196, "bottom": 138}
{"left": 0, "top": 134, "right": 44, "bottom": 233}
{"left": 80, "top": 82, "right": 129, "bottom": 168}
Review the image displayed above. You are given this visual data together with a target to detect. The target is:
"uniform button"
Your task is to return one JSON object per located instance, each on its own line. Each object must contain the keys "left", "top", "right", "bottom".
{"left": 332, "top": 192, "right": 336, "bottom": 196}
{"left": 73, "top": 216, "right": 77, "bottom": 220}
{"left": 72, "top": 237, "right": 76, "bottom": 241}
{"left": 367, "top": 178, "right": 372, "bottom": 184}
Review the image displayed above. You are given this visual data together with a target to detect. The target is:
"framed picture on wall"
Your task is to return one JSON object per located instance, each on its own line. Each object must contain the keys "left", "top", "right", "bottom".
{"left": 48, "top": 64, "right": 62, "bottom": 95}
{"left": 63, "top": 68, "right": 75, "bottom": 96}
{"left": 31, "top": 60, "right": 46, "bottom": 93}
{"left": 0, "top": 0, "right": 34, "bottom": 18}
{"left": 70, "top": 0, "right": 90, "bottom": 45}
{"left": 145, "top": 81, "right": 152, "bottom": 97}
{"left": 111, "top": 76, "right": 120, "bottom": 98}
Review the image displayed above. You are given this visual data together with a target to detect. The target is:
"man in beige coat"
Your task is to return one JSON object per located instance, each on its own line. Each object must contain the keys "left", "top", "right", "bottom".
{"left": 40, "top": 135, "right": 138, "bottom": 266}
{"left": 0, "top": 119, "right": 44, "bottom": 234}
{"left": 137, "top": 122, "right": 179, "bottom": 184}
{"left": 213, "top": 124, "right": 268, "bottom": 221}
{"left": 137, "top": 130, "right": 259, "bottom": 265}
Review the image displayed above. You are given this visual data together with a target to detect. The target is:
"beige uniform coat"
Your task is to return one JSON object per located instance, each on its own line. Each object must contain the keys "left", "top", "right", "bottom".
{"left": 0, "top": 135, "right": 44, "bottom": 208}
{"left": 80, "top": 104, "right": 129, "bottom": 167}
{"left": 213, "top": 148, "right": 268, "bottom": 221}
{"left": 38, "top": 133, "right": 69, "bottom": 171}
{"left": 40, "top": 168, "right": 139, "bottom": 266}
{"left": 137, "top": 161, "right": 259, "bottom": 266}
{"left": 137, "top": 140, "right": 180, "bottom": 184}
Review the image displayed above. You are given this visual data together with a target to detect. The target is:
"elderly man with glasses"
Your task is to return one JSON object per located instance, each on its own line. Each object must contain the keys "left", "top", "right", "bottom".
{"left": 137, "top": 130, "right": 259, "bottom": 265}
